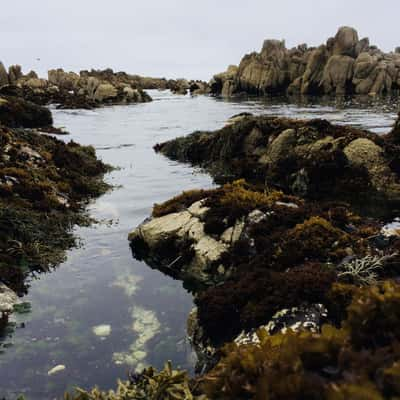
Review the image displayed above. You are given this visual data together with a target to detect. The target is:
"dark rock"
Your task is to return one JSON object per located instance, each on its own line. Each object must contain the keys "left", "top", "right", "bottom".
{"left": 0, "top": 95, "right": 52, "bottom": 128}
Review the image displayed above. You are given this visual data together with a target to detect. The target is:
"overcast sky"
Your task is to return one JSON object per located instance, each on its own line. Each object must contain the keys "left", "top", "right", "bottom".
{"left": 1, "top": 0, "right": 399, "bottom": 81}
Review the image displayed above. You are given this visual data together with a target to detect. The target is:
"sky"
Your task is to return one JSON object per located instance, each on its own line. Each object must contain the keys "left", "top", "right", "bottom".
{"left": 1, "top": 0, "right": 399, "bottom": 81}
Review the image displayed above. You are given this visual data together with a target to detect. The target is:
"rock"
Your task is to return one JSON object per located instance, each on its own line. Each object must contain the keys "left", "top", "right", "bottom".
{"left": 47, "top": 365, "right": 66, "bottom": 376}
{"left": 48, "top": 69, "right": 79, "bottom": 90}
{"left": 210, "top": 26, "right": 400, "bottom": 96}
{"left": 332, "top": 26, "right": 359, "bottom": 57}
{"left": 25, "top": 78, "right": 48, "bottom": 90}
{"left": 93, "top": 83, "right": 118, "bottom": 102}
{"left": 8, "top": 65, "right": 22, "bottom": 84}
{"left": 0, "top": 283, "right": 18, "bottom": 315}
{"left": 188, "top": 200, "right": 210, "bottom": 218}
{"left": 0, "top": 62, "right": 9, "bottom": 86}
{"left": 299, "top": 45, "right": 328, "bottom": 94}
{"left": 129, "top": 205, "right": 230, "bottom": 283}
{"left": 0, "top": 95, "right": 53, "bottom": 128}
{"left": 381, "top": 218, "right": 400, "bottom": 238}
{"left": 92, "top": 324, "right": 111, "bottom": 337}
{"left": 155, "top": 114, "right": 400, "bottom": 213}
{"left": 321, "top": 55, "right": 354, "bottom": 94}
{"left": 234, "top": 304, "right": 328, "bottom": 346}
{"left": 129, "top": 211, "right": 192, "bottom": 247}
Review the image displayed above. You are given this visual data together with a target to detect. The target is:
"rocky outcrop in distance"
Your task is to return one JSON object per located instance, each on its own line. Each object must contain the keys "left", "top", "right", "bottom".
{"left": 210, "top": 26, "right": 400, "bottom": 97}
{"left": 0, "top": 63, "right": 210, "bottom": 109}
{"left": 0, "top": 63, "right": 153, "bottom": 109}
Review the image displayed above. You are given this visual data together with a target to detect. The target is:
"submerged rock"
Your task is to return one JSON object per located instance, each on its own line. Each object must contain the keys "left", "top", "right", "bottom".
{"left": 92, "top": 324, "right": 112, "bottom": 337}
{"left": 47, "top": 364, "right": 66, "bottom": 376}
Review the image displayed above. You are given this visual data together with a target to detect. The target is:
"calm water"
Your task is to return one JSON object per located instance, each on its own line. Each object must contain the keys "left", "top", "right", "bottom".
{"left": 0, "top": 91, "right": 398, "bottom": 399}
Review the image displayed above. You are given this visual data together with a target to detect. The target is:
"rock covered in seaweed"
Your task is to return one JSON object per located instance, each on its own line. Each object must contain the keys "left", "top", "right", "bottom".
{"left": 0, "top": 123, "right": 111, "bottom": 299}
{"left": 0, "top": 94, "right": 52, "bottom": 128}
{"left": 129, "top": 180, "right": 400, "bottom": 345}
{"left": 154, "top": 113, "right": 400, "bottom": 215}
{"left": 210, "top": 26, "right": 400, "bottom": 97}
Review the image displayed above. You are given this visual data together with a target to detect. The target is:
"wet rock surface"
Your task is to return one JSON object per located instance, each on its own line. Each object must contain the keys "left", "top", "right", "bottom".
{"left": 211, "top": 26, "right": 400, "bottom": 97}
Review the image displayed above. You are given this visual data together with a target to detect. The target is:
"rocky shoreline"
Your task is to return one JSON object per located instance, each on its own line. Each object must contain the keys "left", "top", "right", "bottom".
{"left": 0, "top": 95, "right": 110, "bottom": 330}
{"left": 125, "top": 113, "right": 400, "bottom": 399}
{"left": 0, "top": 62, "right": 210, "bottom": 110}
{"left": 210, "top": 26, "right": 400, "bottom": 97}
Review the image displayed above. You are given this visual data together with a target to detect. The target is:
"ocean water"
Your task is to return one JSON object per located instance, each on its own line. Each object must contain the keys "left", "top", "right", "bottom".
{"left": 0, "top": 91, "right": 398, "bottom": 399}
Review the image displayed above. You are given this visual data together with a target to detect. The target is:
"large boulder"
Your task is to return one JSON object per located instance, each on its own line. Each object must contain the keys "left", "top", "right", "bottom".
{"left": 129, "top": 200, "right": 230, "bottom": 284}
{"left": 321, "top": 55, "right": 355, "bottom": 94}
{"left": 299, "top": 45, "right": 328, "bottom": 94}
{"left": 93, "top": 83, "right": 118, "bottom": 102}
{"left": 48, "top": 69, "right": 80, "bottom": 90}
{"left": 332, "top": 26, "right": 359, "bottom": 57}
{"left": 8, "top": 65, "right": 22, "bottom": 84}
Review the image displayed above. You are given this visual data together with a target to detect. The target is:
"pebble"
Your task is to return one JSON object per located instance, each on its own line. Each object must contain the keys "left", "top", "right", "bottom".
{"left": 48, "top": 364, "right": 66, "bottom": 376}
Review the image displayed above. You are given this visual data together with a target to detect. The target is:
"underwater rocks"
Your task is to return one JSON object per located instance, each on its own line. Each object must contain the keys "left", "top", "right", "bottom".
{"left": 155, "top": 113, "right": 400, "bottom": 215}
{"left": 210, "top": 26, "right": 400, "bottom": 97}
{"left": 113, "top": 306, "right": 161, "bottom": 371}
{"left": 0, "top": 124, "right": 110, "bottom": 302}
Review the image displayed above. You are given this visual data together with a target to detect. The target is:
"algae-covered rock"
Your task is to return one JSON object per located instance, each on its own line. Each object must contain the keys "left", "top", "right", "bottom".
{"left": 0, "top": 95, "right": 52, "bottom": 128}
{"left": 0, "top": 124, "right": 110, "bottom": 299}
{"left": 155, "top": 113, "right": 400, "bottom": 214}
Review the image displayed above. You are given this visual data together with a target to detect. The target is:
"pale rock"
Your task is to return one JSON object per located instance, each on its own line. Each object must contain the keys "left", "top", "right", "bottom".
{"left": 187, "top": 200, "right": 209, "bottom": 218}
{"left": 92, "top": 324, "right": 112, "bottom": 337}
{"left": 0, "top": 283, "right": 18, "bottom": 315}
{"left": 47, "top": 365, "right": 66, "bottom": 376}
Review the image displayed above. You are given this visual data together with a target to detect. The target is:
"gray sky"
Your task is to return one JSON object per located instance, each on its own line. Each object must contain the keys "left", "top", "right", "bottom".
{"left": 1, "top": 0, "right": 399, "bottom": 81}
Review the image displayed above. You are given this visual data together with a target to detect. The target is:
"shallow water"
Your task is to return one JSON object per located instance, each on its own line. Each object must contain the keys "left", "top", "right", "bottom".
{"left": 0, "top": 91, "right": 398, "bottom": 399}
